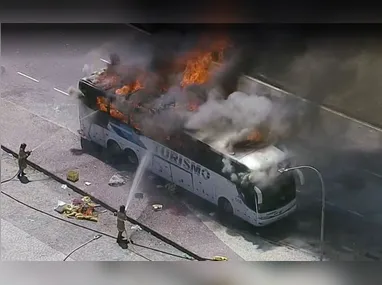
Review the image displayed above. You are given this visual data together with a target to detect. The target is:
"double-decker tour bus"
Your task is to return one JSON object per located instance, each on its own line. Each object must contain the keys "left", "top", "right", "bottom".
{"left": 77, "top": 67, "right": 303, "bottom": 227}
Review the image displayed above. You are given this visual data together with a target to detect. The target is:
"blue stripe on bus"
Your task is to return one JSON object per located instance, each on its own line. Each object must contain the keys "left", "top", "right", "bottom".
{"left": 109, "top": 121, "right": 147, "bottom": 149}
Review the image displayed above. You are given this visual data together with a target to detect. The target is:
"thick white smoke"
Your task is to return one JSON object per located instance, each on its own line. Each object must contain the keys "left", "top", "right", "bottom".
{"left": 185, "top": 91, "right": 273, "bottom": 137}
{"left": 222, "top": 149, "right": 290, "bottom": 189}
{"left": 77, "top": 35, "right": 303, "bottom": 188}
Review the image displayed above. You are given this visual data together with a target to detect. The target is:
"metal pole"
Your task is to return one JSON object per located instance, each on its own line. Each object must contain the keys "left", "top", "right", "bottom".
{"left": 278, "top": 165, "right": 325, "bottom": 261}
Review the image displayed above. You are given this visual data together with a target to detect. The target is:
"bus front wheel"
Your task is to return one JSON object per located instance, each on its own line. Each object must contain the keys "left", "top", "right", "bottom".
{"left": 218, "top": 197, "right": 233, "bottom": 217}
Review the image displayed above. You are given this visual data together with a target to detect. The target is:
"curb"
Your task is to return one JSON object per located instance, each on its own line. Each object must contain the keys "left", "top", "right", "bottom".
{"left": 1, "top": 144, "right": 206, "bottom": 261}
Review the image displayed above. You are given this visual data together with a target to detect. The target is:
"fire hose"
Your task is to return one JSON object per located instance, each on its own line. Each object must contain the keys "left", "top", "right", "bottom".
{"left": 1, "top": 171, "right": 19, "bottom": 184}
{"left": 1, "top": 145, "right": 228, "bottom": 261}
{"left": 1, "top": 189, "right": 227, "bottom": 261}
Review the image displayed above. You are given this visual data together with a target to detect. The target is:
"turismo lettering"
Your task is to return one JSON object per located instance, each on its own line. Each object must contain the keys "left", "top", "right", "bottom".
{"left": 154, "top": 145, "right": 210, "bottom": 180}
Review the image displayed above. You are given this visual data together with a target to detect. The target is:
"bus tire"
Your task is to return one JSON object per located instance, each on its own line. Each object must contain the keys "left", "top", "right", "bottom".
{"left": 124, "top": 149, "right": 139, "bottom": 166}
{"left": 217, "top": 197, "right": 233, "bottom": 218}
{"left": 106, "top": 140, "right": 122, "bottom": 162}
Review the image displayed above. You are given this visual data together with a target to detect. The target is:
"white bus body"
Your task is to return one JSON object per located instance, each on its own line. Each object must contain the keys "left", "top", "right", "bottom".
{"left": 79, "top": 101, "right": 298, "bottom": 226}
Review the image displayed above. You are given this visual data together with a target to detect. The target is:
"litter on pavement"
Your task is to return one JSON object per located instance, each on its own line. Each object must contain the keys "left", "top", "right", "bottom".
{"left": 108, "top": 174, "right": 126, "bottom": 187}
{"left": 61, "top": 184, "right": 68, "bottom": 190}
{"left": 67, "top": 170, "right": 79, "bottom": 182}
{"left": 84, "top": 181, "right": 91, "bottom": 186}
{"left": 54, "top": 196, "right": 100, "bottom": 222}
{"left": 152, "top": 204, "right": 163, "bottom": 211}
{"left": 131, "top": 225, "right": 142, "bottom": 231}
{"left": 165, "top": 183, "right": 177, "bottom": 194}
{"left": 134, "top": 193, "right": 144, "bottom": 199}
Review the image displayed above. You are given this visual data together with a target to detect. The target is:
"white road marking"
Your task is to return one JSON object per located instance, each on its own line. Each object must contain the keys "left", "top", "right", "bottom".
{"left": 53, "top": 87, "right": 69, "bottom": 96}
{"left": 364, "top": 169, "right": 382, "bottom": 179}
{"left": 312, "top": 198, "right": 364, "bottom": 218}
{"left": 341, "top": 246, "right": 354, "bottom": 252}
{"left": 100, "top": 58, "right": 110, "bottom": 64}
{"left": 17, "top": 72, "right": 39, "bottom": 83}
{"left": 347, "top": 210, "right": 364, "bottom": 217}
{"left": 1, "top": 97, "right": 77, "bottom": 136}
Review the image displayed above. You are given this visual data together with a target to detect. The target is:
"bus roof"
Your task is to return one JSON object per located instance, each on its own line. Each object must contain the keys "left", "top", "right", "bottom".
{"left": 79, "top": 73, "right": 289, "bottom": 171}
{"left": 187, "top": 130, "right": 288, "bottom": 171}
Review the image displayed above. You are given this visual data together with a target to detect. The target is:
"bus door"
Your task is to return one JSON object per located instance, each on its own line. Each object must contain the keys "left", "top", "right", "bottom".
{"left": 151, "top": 155, "right": 173, "bottom": 182}
{"left": 170, "top": 165, "right": 193, "bottom": 192}
{"left": 193, "top": 175, "right": 216, "bottom": 203}
{"left": 86, "top": 111, "right": 110, "bottom": 147}
{"left": 89, "top": 123, "right": 107, "bottom": 147}
{"left": 231, "top": 182, "right": 253, "bottom": 223}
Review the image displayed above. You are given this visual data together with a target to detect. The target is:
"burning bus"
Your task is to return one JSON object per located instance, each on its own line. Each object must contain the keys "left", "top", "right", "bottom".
{"left": 77, "top": 42, "right": 303, "bottom": 226}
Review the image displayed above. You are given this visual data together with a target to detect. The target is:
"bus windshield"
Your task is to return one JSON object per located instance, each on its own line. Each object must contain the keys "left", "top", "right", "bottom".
{"left": 239, "top": 171, "right": 296, "bottom": 213}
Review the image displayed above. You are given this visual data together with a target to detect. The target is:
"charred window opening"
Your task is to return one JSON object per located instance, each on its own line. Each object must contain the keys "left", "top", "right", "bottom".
{"left": 257, "top": 172, "right": 296, "bottom": 213}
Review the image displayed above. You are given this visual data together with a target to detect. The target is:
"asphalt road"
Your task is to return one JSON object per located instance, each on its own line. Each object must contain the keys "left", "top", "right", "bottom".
{"left": 2, "top": 24, "right": 382, "bottom": 260}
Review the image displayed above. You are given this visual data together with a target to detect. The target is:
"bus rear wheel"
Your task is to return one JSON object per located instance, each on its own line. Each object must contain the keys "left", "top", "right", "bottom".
{"left": 124, "top": 149, "right": 139, "bottom": 166}
{"left": 106, "top": 140, "right": 122, "bottom": 163}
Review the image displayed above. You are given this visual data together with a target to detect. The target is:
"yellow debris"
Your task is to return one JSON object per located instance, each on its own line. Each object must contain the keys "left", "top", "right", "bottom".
{"left": 211, "top": 256, "right": 228, "bottom": 261}
{"left": 67, "top": 170, "right": 79, "bottom": 182}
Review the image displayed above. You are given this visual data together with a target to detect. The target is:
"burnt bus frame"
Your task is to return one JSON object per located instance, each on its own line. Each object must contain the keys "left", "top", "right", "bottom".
{"left": 78, "top": 78, "right": 296, "bottom": 213}
{"left": 78, "top": 78, "right": 248, "bottom": 178}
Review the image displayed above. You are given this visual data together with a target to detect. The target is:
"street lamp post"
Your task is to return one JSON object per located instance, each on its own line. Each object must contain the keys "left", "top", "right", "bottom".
{"left": 278, "top": 165, "right": 325, "bottom": 261}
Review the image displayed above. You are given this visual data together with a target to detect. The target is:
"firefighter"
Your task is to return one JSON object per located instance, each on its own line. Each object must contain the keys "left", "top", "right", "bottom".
{"left": 17, "top": 143, "right": 31, "bottom": 179}
{"left": 114, "top": 205, "right": 130, "bottom": 246}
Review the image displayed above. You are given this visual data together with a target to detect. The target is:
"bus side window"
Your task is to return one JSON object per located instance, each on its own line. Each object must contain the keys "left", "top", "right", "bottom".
{"left": 196, "top": 142, "right": 223, "bottom": 174}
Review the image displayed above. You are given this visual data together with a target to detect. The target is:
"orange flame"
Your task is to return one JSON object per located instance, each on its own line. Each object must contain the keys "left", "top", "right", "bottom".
{"left": 93, "top": 38, "right": 230, "bottom": 131}
{"left": 187, "top": 102, "right": 199, "bottom": 112}
{"left": 247, "top": 130, "right": 262, "bottom": 142}
{"left": 181, "top": 52, "right": 213, "bottom": 87}
{"left": 116, "top": 80, "right": 144, "bottom": 95}
{"left": 180, "top": 38, "right": 228, "bottom": 88}
{"left": 96, "top": 97, "right": 129, "bottom": 122}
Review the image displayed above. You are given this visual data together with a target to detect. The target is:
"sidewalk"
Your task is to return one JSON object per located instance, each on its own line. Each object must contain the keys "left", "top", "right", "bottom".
{"left": 0, "top": 98, "right": 242, "bottom": 260}
{"left": 1, "top": 151, "right": 193, "bottom": 261}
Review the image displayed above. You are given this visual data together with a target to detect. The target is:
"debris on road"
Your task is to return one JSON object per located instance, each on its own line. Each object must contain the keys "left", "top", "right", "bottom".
{"left": 134, "top": 193, "right": 144, "bottom": 199}
{"left": 131, "top": 225, "right": 142, "bottom": 231}
{"left": 67, "top": 170, "right": 79, "bottom": 182}
{"left": 108, "top": 174, "right": 126, "bottom": 187}
{"left": 61, "top": 184, "right": 68, "bottom": 190}
{"left": 54, "top": 196, "right": 100, "bottom": 222}
{"left": 165, "top": 183, "right": 177, "bottom": 194}
{"left": 84, "top": 181, "right": 91, "bottom": 186}
{"left": 152, "top": 204, "right": 163, "bottom": 211}
{"left": 211, "top": 256, "right": 228, "bottom": 261}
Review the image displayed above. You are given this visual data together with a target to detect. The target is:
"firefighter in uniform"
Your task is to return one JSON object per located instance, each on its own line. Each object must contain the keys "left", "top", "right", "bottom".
{"left": 18, "top": 143, "right": 31, "bottom": 179}
{"left": 114, "top": 205, "right": 130, "bottom": 246}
